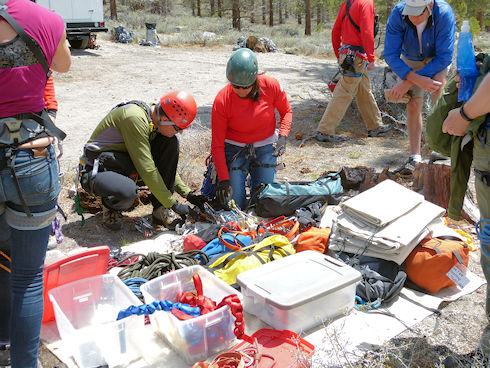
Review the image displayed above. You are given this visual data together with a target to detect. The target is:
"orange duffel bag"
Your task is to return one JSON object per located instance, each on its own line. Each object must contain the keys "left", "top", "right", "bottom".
{"left": 405, "top": 237, "right": 470, "bottom": 294}
{"left": 296, "top": 227, "right": 331, "bottom": 254}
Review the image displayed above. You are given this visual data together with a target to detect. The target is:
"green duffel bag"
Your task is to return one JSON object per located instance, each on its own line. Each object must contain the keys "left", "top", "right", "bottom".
{"left": 251, "top": 173, "right": 343, "bottom": 218}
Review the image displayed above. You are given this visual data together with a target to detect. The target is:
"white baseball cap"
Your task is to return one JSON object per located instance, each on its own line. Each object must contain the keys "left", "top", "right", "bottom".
{"left": 402, "top": 0, "right": 432, "bottom": 16}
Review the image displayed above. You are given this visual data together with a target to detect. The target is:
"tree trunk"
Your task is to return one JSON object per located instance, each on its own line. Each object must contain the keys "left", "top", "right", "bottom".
{"left": 218, "top": 0, "right": 222, "bottom": 17}
{"left": 110, "top": 0, "right": 117, "bottom": 20}
{"left": 210, "top": 0, "right": 215, "bottom": 16}
{"left": 386, "top": 0, "right": 394, "bottom": 21}
{"left": 232, "top": 0, "right": 241, "bottom": 30}
{"left": 197, "top": 0, "right": 201, "bottom": 16}
{"left": 477, "top": 10, "right": 483, "bottom": 30}
{"left": 262, "top": 0, "right": 266, "bottom": 24}
{"left": 250, "top": 0, "right": 255, "bottom": 23}
{"left": 279, "top": 0, "right": 283, "bottom": 24}
{"left": 305, "top": 0, "right": 311, "bottom": 35}
{"left": 285, "top": 4, "right": 289, "bottom": 19}
{"left": 297, "top": 8, "right": 302, "bottom": 24}
{"left": 269, "top": 0, "right": 273, "bottom": 26}
{"left": 191, "top": 0, "right": 195, "bottom": 16}
{"left": 316, "top": 0, "right": 321, "bottom": 26}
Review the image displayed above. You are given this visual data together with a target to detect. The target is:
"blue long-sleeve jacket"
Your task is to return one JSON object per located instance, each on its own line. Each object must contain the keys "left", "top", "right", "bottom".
{"left": 384, "top": 0, "right": 455, "bottom": 80}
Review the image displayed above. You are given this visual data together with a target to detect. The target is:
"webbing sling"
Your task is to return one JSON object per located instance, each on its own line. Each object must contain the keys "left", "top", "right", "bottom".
{"left": 0, "top": 0, "right": 51, "bottom": 80}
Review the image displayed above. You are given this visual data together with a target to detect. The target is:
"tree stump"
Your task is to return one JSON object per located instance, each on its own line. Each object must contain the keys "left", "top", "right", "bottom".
{"left": 412, "top": 162, "right": 451, "bottom": 210}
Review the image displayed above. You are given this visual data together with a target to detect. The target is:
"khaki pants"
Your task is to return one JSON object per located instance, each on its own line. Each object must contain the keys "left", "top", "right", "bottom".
{"left": 317, "top": 54, "right": 382, "bottom": 135}
{"left": 401, "top": 56, "right": 448, "bottom": 99}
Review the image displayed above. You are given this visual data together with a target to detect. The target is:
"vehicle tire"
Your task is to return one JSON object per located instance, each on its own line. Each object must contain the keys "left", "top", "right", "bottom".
{"left": 69, "top": 38, "right": 89, "bottom": 49}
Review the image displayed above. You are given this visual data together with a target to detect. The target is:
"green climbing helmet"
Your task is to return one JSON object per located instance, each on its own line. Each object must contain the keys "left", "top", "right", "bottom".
{"left": 226, "top": 48, "right": 258, "bottom": 87}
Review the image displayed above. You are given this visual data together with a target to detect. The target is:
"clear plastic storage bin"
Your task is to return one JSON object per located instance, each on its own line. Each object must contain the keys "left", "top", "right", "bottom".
{"left": 49, "top": 274, "right": 145, "bottom": 368}
{"left": 140, "top": 265, "right": 241, "bottom": 364}
{"left": 237, "top": 251, "right": 362, "bottom": 333}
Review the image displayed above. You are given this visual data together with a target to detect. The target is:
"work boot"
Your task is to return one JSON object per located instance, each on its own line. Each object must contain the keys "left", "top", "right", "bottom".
{"left": 152, "top": 206, "right": 184, "bottom": 230}
{"left": 314, "top": 131, "right": 347, "bottom": 143}
{"left": 368, "top": 123, "right": 392, "bottom": 137}
{"left": 102, "top": 205, "right": 123, "bottom": 231}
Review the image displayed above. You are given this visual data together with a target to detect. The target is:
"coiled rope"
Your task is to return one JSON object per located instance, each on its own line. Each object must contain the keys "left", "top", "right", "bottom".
{"left": 117, "top": 250, "right": 209, "bottom": 282}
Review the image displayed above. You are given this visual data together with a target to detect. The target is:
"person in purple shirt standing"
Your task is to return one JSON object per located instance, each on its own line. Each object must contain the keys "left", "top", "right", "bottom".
{"left": 0, "top": 0, "right": 71, "bottom": 367}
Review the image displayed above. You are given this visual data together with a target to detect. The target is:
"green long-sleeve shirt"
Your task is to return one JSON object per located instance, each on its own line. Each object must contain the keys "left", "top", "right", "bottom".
{"left": 82, "top": 103, "right": 190, "bottom": 207}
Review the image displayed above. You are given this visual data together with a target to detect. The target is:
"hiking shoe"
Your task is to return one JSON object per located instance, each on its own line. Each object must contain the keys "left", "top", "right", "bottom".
{"left": 102, "top": 205, "right": 123, "bottom": 231}
{"left": 368, "top": 123, "right": 392, "bottom": 137}
{"left": 152, "top": 206, "right": 184, "bottom": 230}
{"left": 393, "top": 158, "right": 418, "bottom": 175}
{"left": 314, "top": 131, "right": 347, "bottom": 143}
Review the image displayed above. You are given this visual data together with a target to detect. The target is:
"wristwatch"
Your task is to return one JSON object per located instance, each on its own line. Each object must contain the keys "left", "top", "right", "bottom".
{"left": 459, "top": 103, "right": 473, "bottom": 122}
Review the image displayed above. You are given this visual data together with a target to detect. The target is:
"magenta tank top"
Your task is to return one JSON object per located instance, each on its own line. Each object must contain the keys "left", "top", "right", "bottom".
{"left": 0, "top": 0, "right": 64, "bottom": 117}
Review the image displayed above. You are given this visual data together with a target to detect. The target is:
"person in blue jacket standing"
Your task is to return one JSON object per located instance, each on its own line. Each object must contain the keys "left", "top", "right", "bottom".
{"left": 384, "top": 0, "right": 455, "bottom": 174}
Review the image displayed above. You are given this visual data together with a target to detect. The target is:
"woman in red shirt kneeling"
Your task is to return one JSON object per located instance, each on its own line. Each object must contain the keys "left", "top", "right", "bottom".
{"left": 211, "top": 48, "right": 293, "bottom": 209}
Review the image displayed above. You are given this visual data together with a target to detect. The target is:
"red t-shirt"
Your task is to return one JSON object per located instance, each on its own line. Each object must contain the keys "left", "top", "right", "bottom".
{"left": 332, "top": 0, "right": 376, "bottom": 63}
{"left": 211, "top": 75, "right": 292, "bottom": 181}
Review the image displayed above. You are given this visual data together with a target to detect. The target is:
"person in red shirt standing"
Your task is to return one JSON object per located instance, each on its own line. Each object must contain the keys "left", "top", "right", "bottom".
{"left": 211, "top": 48, "right": 292, "bottom": 209}
{"left": 315, "top": 0, "right": 391, "bottom": 143}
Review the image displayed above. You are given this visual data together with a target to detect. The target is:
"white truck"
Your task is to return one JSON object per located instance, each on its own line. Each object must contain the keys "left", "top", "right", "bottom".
{"left": 36, "top": 0, "right": 108, "bottom": 49}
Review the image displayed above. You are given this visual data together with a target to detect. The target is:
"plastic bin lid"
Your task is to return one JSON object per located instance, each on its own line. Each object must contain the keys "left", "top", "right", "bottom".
{"left": 42, "top": 246, "right": 110, "bottom": 323}
{"left": 236, "top": 251, "right": 361, "bottom": 309}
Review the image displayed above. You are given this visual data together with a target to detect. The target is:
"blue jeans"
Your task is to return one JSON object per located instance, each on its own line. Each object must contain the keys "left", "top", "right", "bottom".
{"left": 224, "top": 143, "right": 277, "bottom": 209}
{"left": 0, "top": 145, "right": 60, "bottom": 368}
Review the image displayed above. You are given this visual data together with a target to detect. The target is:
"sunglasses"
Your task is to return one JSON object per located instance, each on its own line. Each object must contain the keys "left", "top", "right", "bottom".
{"left": 157, "top": 106, "right": 183, "bottom": 132}
{"left": 231, "top": 84, "right": 253, "bottom": 90}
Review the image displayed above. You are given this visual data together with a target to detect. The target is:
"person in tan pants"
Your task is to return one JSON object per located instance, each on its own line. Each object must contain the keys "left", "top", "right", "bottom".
{"left": 316, "top": 52, "right": 390, "bottom": 142}
{"left": 315, "top": 0, "right": 391, "bottom": 143}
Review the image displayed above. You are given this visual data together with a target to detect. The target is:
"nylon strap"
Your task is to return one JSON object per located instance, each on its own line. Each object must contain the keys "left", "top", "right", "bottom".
{"left": 0, "top": 1, "right": 51, "bottom": 79}
{"left": 342, "top": 0, "right": 361, "bottom": 33}
{"left": 111, "top": 100, "right": 152, "bottom": 122}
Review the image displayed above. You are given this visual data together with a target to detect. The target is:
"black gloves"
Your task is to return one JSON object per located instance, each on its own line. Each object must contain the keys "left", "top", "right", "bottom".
{"left": 216, "top": 180, "right": 232, "bottom": 206}
{"left": 187, "top": 192, "right": 207, "bottom": 210}
{"left": 272, "top": 135, "right": 287, "bottom": 157}
{"left": 171, "top": 202, "right": 191, "bottom": 216}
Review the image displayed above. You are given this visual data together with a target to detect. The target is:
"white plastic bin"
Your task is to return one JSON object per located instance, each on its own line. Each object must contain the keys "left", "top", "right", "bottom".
{"left": 48, "top": 274, "right": 145, "bottom": 368}
{"left": 140, "top": 265, "right": 241, "bottom": 364}
{"left": 237, "top": 251, "right": 362, "bottom": 332}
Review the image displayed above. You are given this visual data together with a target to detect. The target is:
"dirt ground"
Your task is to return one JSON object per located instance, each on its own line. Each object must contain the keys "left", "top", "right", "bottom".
{"left": 41, "top": 36, "right": 487, "bottom": 367}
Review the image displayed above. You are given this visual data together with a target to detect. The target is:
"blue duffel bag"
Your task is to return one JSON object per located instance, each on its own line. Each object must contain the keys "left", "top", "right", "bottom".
{"left": 251, "top": 172, "right": 343, "bottom": 218}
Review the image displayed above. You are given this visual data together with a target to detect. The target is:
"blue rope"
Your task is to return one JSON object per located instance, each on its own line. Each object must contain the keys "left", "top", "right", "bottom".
{"left": 123, "top": 277, "right": 148, "bottom": 298}
{"left": 354, "top": 296, "right": 382, "bottom": 310}
{"left": 476, "top": 219, "right": 490, "bottom": 258}
{"left": 117, "top": 300, "right": 200, "bottom": 321}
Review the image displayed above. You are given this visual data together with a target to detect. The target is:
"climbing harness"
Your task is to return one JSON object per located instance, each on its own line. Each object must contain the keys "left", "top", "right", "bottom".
{"left": 0, "top": 3, "right": 67, "bottom": 217}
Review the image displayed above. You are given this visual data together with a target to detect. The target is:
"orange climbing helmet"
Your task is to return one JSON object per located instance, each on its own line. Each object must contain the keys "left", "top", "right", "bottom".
{"left": 159, "top": 90, "right": 197, "bottom": 130}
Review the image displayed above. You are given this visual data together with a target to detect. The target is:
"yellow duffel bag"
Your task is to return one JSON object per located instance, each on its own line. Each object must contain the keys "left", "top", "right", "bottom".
{"left": 207, "top": 234, "right": 295, "bottom": 287}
